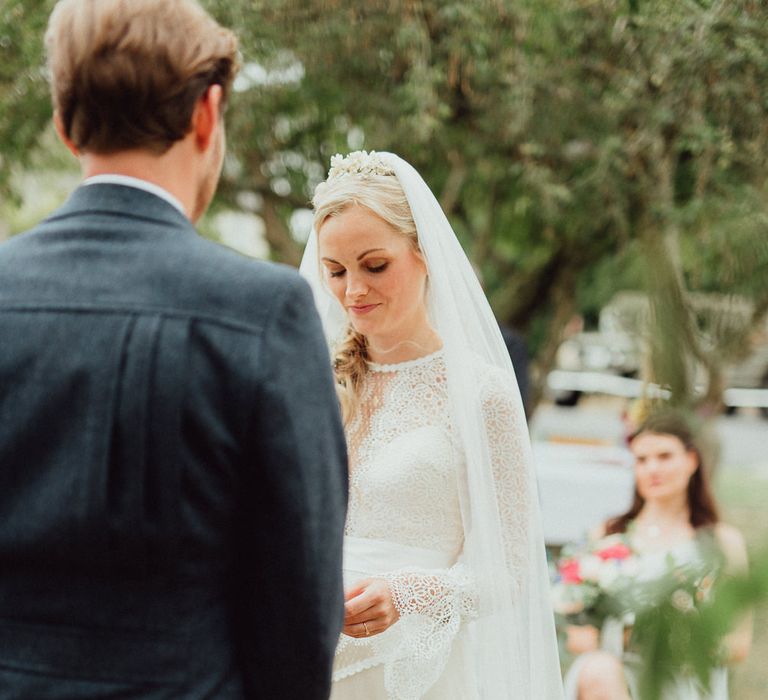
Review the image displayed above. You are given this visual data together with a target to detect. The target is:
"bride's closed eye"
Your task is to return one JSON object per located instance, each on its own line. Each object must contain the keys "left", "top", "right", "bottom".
{"left": 327, "top": 262, "right": 388, "bottom": 278}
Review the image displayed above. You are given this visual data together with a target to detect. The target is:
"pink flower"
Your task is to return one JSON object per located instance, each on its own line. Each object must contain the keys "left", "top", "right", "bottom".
{"left": 596, "top": 543, "right": 632, "bottom": 561}
{"left": 559, "top": 559, "right": 583, "bottom": 584}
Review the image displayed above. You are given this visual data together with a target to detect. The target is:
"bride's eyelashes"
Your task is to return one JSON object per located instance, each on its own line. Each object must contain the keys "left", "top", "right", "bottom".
{"left": 328, "top": 262, "right": 389, "bottom": 278}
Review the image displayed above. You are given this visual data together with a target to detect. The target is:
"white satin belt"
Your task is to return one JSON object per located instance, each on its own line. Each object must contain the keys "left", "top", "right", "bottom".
{"left": 343, "top": 536, "right": 456, "bottom": 581}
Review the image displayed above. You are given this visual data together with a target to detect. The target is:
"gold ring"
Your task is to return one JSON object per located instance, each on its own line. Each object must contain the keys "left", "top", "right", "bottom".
{"left": 362, "top": 622, "right": 370, "bottom": 636}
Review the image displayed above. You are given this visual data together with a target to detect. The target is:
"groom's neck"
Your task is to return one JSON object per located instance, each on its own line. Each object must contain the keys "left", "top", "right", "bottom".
{"left": 80, "top": 141, "right": 199, "bottom": 220}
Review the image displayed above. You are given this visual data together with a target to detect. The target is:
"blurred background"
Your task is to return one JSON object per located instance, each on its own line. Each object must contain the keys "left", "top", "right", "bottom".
{"left": 1, "top": 0, "right": 767, "bottom": 696}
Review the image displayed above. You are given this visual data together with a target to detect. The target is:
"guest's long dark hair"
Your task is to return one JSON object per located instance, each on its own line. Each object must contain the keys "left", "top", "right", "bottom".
{"left": 605, "top": 410, "right": 720, "bottom": 535}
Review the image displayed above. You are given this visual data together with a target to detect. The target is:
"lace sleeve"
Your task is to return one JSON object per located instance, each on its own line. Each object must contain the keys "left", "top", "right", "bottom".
{"left": 377, "top": 561, "right": 475, "bottom": 697}
{"left": 384, "top": 560, "right": 477, "bottom": 623}
{"left": 478, "top": 366, "right": 532, "bottom": 591}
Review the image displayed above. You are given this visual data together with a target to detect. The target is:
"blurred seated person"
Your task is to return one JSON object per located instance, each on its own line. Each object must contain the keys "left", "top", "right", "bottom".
{"left": 563, "top": 410, "right": 752, "bottom": 700}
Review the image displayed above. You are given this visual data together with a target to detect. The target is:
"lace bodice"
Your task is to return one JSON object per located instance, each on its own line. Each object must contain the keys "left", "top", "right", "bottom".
{"left": 345, "top": 350, "right": 463, "bottom": 555}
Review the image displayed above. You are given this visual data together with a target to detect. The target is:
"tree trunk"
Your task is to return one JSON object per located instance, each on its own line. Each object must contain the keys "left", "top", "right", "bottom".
{"left": 641, "top": 227, "right": 694, "bottom": 407}
{"left": 260, "top": 193, "right": 303, "bottom": 267}
{"left": 639, "top": 150, "right": 699, "bottom": 408}
{"left": 528, "top": 267, "right": 578, "bottom": 411}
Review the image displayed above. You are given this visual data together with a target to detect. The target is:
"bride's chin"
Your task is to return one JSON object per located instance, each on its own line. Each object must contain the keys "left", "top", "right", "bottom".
{"left": 348, "top": 318, "right": 376, "bottom": 336}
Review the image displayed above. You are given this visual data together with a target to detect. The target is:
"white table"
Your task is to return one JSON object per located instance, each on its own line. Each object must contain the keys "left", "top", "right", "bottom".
{"left": 533, "top": 441, "right": 635, "bottom": 546}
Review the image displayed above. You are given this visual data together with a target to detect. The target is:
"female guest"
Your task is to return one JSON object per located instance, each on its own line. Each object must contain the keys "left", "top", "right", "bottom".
{"left": 564, "top": 411, "right": 752, "bottom": 700}
{"left": 300, "top": 151, "right": 563, "bottom": 699}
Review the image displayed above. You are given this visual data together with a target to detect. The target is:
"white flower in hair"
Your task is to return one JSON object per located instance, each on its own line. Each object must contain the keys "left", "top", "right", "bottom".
{"left": 327, "top": 150, "right": 396, "bottom": 179}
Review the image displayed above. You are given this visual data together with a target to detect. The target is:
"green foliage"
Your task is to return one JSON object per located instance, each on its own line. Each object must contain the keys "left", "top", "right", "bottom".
{"left": 0, "top": 0, "right": 56, "bottom": 204}
{"left": 634, "top": 548, "right": 768, "bottom": 699}
{"left": 206, "top": 0, "right": 768, "bottom": 407}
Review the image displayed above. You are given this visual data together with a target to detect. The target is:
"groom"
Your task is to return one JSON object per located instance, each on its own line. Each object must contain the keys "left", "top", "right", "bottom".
{"left": 0, "top": 1, "right": 347, "bottom": 698}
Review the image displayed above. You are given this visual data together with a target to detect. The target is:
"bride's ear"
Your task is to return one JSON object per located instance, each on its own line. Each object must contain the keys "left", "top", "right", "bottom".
{"left": 413, "top": 247, "right": 428, "bottom": 274}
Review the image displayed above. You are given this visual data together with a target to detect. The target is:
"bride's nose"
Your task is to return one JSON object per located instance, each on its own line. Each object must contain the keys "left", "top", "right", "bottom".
{"left": 345, "top": 272, "right": 369, "bottom": 300}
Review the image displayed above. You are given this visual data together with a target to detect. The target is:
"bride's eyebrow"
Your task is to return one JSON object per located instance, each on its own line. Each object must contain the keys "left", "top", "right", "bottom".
{"left": 356, "top": 248, "right": 386, "bottom": 260}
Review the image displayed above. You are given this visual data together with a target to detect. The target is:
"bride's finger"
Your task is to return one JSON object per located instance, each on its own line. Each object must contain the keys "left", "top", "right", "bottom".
{"left": 343, "top": 603, "right": 377, "bottom": 626}
{"left": 342, "top": 621, "right": 377, "bottom": 638}
{"left": 344, "top": 608, "right": 379, "bottom": 625}
{"left": 343, "top": 589, "right": 377, "bottom": 619}
{"left": 343, "top": 579, "right": 370, "bottom": 601}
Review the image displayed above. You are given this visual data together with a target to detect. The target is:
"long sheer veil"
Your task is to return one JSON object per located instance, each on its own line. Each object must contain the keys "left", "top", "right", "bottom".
{"left": 300, "top": 152, "right": 563, "bottom": 698}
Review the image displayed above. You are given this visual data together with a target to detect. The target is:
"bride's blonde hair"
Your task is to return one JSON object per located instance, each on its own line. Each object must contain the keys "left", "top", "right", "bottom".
{"left": 312, "top": 173, "right": 420, "bottom": 424}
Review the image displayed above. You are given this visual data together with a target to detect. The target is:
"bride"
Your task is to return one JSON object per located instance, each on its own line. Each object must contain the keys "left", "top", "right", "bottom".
{"left": 300, "top": 150, "right": 563, "bottom": 699}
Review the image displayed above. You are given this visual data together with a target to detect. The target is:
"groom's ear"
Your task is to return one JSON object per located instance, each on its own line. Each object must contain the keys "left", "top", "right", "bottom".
{"left": 53, "top": 111, "right": 80, "bottom": 158}
{"left": 190, "top": 84, "right": 223, "bottom": 152}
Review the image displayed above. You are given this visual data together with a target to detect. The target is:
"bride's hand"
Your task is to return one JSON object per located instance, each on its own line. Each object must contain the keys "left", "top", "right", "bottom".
{"left": 342, "top": 578, "right": 400, "bottom": 638}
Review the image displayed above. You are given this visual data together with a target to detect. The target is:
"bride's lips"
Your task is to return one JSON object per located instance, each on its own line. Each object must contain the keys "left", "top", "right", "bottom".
{"left": 349, "top": 304, "right": 379, "bottom": 315}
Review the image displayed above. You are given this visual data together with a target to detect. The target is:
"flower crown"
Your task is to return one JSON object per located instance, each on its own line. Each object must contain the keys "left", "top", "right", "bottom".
{"left": 327, "top": 150, "right": 396, "bottom": 180}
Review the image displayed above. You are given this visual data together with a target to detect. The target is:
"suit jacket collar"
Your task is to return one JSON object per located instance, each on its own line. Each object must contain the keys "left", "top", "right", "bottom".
{"left": 82, "top": 175, "right": 186, "bottom": 215}
{"left": 50, "top": 183, "right": 194, "bottom": 232}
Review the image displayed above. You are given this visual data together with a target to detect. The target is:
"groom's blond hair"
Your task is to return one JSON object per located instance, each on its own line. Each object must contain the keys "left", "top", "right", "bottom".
{"left": 45, "top": 0, "right": 239, "bottom": 154}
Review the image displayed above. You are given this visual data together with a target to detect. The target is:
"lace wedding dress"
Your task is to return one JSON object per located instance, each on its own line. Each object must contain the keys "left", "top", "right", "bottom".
{"left": 331, "top": 349, "right": 526, "bottom": 700}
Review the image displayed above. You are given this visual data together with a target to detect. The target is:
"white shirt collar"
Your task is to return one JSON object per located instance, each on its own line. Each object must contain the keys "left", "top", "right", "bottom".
{"left": 82, "top": 174, "right": 187, "bottom": 217}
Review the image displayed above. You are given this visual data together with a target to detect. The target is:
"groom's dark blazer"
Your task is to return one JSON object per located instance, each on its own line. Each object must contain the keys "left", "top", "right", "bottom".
{"left": 0, "top": 184, "right": 348, "bottom": 699}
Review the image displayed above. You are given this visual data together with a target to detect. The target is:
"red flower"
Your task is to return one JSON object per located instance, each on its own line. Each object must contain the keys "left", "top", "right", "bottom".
{"left": 596, "top": 543, "right": 632, "bottom": 561}
{"left": 558, "top": 558, "right": 583, "bottom": 583}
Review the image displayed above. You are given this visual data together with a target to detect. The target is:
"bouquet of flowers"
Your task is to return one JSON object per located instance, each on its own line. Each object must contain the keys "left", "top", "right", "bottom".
{"left": 552, "top": 532, "right": 721, "bottom": 636}
{"left": 550, "top": 533, "right": 641, "bottom": 627}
